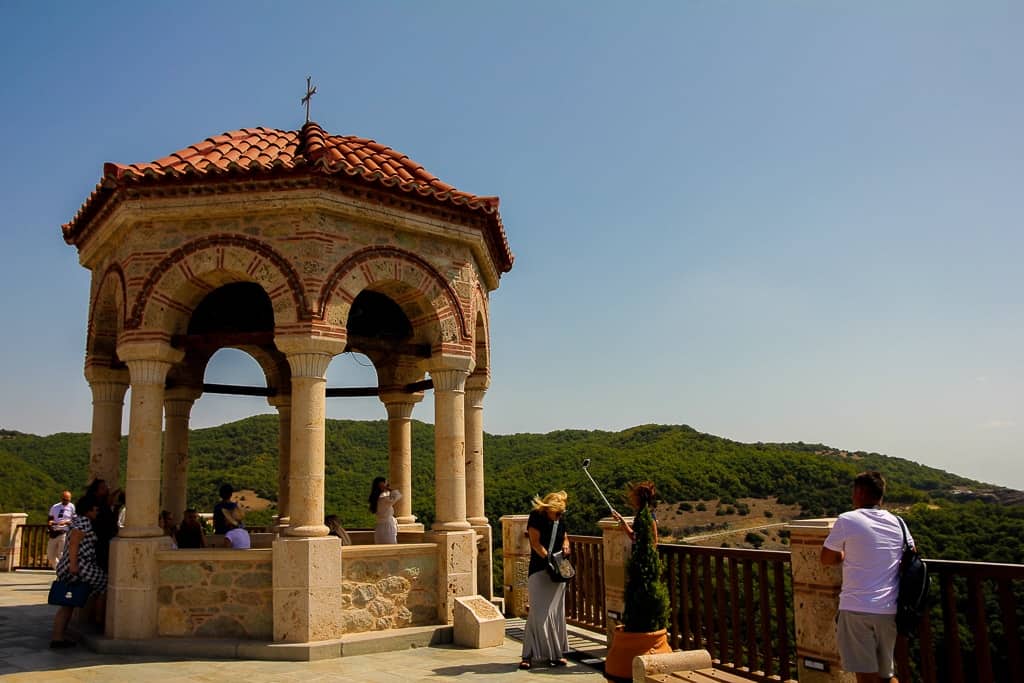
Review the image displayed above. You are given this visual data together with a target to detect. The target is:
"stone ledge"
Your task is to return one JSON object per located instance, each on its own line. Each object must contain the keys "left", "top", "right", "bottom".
{"left": 80, "top": 624, "right": 453, "bottom": 661}
{"left": 157, "top": 548, "right": 273, "bottom": 561}
{"left": 341, "top": 542, "right": 437, "bottom": 559}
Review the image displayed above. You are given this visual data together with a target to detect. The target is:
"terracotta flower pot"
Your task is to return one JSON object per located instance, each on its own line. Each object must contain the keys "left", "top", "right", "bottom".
{"left": 603, "top": 625, "right": 672, "bottom": 680}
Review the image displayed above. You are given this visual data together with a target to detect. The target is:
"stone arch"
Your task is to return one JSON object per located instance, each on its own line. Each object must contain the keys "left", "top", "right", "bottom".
{"left": 128, "top": 235, "right": 308, "bottom": 335}
{"left": 318, "top": 246, "right": 470, "bottom": 346}
{"left": 471, "top": 283, "right": 490, "bottom": 376}
{"left": 87, "top": 264, "right": 127, "bottom": 363}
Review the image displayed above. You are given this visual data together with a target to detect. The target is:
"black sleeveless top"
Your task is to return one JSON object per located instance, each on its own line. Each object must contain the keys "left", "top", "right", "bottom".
{"left": 527, "top": 509, "right": 568, "bottom": 576}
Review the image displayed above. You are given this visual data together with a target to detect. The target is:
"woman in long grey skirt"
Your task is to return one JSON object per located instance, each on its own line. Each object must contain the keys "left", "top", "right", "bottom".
{"left": 519, "top": 490, "right": 571, "bottom": 669}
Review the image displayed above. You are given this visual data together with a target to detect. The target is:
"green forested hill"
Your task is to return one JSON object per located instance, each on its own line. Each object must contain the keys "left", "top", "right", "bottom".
{"left": 2, "top": 417, "right": 1021, "bottom": 563}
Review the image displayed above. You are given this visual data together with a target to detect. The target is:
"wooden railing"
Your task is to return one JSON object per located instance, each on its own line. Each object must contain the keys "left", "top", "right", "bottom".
{"left": 660, "top": 544, "right": 795, "bottom": 681}
{"left": 897, "top": 558, "right": 1024, "bottom": 683}
{"left": 566, "top": 535, "right": 605, "bottom": 632}
{"left": 16, "top": 524, "right": 50, "bottom": 570}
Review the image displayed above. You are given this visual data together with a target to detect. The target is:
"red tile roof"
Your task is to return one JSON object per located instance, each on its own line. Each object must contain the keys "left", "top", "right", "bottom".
{"left": 64, "top": 122, "right": 512, "bottom": 272}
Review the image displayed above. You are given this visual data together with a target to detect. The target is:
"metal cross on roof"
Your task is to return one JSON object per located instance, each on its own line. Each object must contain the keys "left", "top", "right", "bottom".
{"left": 301, "top": 76, "right": 317, "bottom": 124}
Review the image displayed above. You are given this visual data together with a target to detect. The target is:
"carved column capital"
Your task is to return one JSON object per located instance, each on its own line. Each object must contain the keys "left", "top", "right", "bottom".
{"left": 89, "top": 380, "right": 129, "bottom": 404}
{"left": 430, "top": 368, "right": 469, "bottom": 393}
{"left": 117, "top": 341, "right": 183, "bottom": 386}
{"left": 465, "top": 388, "right": 486, "bottom": 409}
{"left": 276, "top": 336, "right": 345, "bottom": 379}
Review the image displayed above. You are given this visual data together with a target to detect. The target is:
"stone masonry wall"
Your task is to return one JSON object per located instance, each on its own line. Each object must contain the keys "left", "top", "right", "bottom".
{"left": 157, "top": 550, "right": 273, "bottom": 639}
{"left": 340, "top": 545, "right": 438, "bottom": 634}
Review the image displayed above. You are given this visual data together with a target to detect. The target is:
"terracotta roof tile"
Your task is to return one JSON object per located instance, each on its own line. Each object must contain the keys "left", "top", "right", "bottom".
{"left": 64, "top": 122, "right": 512, "bottom": 272}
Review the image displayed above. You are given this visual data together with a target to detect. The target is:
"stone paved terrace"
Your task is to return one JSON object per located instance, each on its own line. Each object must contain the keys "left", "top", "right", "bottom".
{"left": 0, "top": 571, "right": 609, "bottom": 682}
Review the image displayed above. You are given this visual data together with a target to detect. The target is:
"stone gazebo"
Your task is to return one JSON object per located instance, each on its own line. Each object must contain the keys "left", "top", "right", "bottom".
{"left": 62, "top": 122, "right": 513, "bottom": 652}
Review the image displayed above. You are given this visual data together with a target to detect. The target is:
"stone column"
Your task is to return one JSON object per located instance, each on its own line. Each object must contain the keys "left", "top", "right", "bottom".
{"left": 464, "top": 376, "right": 488, "bottom": 527}
{"left": 464, "top": 374, "right": 492, "bottom": 598}
{"left": 275, "top": 336, "right": 344, "bottom": 537}
{"left": 271, "top": 335, "right": 345, "bottom": 644}
{"left": 380, "top": 391, "right": 423, "bottom": 529}
{"left": 425, "top": 356, "right": 476, "bottom": 623}
{"left": 160, "top": 386, "right": 200, "bottom": 525}
{"left": 107, "top": 340, "right": 182, "bottom": 639}
{"left": 120, "top": 342, "right": 182, "bottom": 538}
{"left": 428, "top": 357, "right": 473, "bottom": 531}
{"left": 788, "top": 519, "right": 852, "bottom": 683}
{"left": 84, "top": 366, "right": 129, "bottom": 487}
{"left": 268, "top": 395, "right": 291, "bottom": 528}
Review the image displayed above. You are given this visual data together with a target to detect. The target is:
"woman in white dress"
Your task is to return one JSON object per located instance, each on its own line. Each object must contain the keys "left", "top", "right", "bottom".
{"left": 369, "top": 476, "right": 403, "bottom": 544}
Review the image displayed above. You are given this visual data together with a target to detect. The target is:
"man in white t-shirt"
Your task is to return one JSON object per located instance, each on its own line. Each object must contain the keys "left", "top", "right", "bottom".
{"left": 47, "top": 490, "right": 76, "bottom": 568}
{"left": 821, "top": 471, "right": 912, "bottom": 683}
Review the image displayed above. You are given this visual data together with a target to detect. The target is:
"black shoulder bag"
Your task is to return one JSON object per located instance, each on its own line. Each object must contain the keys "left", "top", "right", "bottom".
{"left": 545, "top": 520, "right": 575, "bottom": 583}
{"left": 895, "top": 515, "right": 930, "bottom": 636}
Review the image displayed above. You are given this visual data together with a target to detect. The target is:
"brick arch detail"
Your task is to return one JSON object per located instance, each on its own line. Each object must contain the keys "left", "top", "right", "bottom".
{"left": 127, "top": 235, "right": 309, "bottom": 331}
{"left": 318, "top": 246, "right": 470, "bottom": 343}
{"left": 471, "top": 283, "right": 490, "bottom": 373}
{"left": 87, "top": 264, "right": 128, "bottom": 360}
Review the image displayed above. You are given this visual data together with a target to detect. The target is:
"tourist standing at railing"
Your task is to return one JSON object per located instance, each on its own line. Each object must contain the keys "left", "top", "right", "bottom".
{"left": 519, "top": 490, "right": 571, "bottom": 670}
{"left": 212, "top": 483, "right": 238, "bottom": 535}
{"left": 50, "top": 494, "right": 107, "bottom": 649}
{"left": 821, "top": 470, "right": 912, "bottom": 683}
{"left": 369, "top": 476, "right": 403, "bottom": 544}
{"left": 46, "top": 490, "right": 75, "bottom": 568}
{"left": 611, "top": 480, "right": 659, "bottom": 545}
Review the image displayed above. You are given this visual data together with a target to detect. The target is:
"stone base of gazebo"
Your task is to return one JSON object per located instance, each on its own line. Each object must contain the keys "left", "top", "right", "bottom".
{"left": 81, "top": 623, "right": 455, "bottom": 661}
{"left": 102, "top": 531, "right": 478, "bottom": 657}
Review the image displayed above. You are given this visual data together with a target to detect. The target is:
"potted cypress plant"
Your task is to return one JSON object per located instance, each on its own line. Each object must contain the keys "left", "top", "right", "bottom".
{"left": 604, "top": 482, "right": 672, "bottom": 679}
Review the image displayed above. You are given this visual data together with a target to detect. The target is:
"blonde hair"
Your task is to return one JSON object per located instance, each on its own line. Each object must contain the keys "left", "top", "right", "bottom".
{"left": 532, "top": 490, "right": 568, "bottom": 513}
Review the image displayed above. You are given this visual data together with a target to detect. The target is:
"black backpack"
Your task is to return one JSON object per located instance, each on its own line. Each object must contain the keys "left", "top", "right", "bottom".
{"left": 895, "top": 515, "right": 930, "bottom": 636}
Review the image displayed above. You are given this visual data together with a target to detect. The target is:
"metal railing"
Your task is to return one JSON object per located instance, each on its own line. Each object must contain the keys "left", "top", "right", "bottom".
{"left": 566, "top": 535, "right": 605, "bottom": 632}
{"left": 897, "top": 558, "right": 1024, "bottom": 683}
{"left": 15, "top": 524, "right": 50, "bottom": 570}
{"left": 661, "top": 544, "right": 795, "bottom": 681}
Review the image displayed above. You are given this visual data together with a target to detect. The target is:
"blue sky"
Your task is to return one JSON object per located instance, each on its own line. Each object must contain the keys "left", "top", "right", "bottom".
{"left": 1, "top": 2, "right": 1021, "bottom": 490}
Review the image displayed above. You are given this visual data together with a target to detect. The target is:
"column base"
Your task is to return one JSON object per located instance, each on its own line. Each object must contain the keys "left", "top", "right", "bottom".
{"left": 283, "top": 523, "right": 328, "bottom": 538}
{"left": 425, "top": 529, "right": 476, "bottom": 623}
{"left": 272, "top": 536, "right": 343, "bottom": 643}
{"left": 106, "top": 536, "right": 173, "bottom": 639}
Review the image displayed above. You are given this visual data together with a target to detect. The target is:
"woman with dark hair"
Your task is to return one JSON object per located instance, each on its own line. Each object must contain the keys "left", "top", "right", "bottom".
{"left": 519, "top": 490, "right": 571, "bottom": 670}
{"left": 368, "top": 476, "right": 402, "bottom": 544}
{"left": 212, "top": 483, "right": 237, "bottom": 535}
{"left": 50, "top": 494, "right": 107, "bottom": 648}
{"left": 84, "top": 479, "right": 118, "bottom": 571}
{"left": 611, "top": 481, "right": 659, "bottom": 544}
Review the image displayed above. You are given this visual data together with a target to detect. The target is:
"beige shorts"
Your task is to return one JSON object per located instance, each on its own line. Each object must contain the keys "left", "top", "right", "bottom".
{"left": 836, "top": 610, "right": 897, "bottom": 677}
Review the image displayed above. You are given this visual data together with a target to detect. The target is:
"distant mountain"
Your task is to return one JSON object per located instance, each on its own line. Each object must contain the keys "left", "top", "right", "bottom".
{"left": 2, "top": 417, "right": 1021, "bottom": 563}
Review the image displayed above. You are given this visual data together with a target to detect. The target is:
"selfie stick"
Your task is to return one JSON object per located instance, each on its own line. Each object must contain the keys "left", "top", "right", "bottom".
{"left": 581, "top": 458, "right": 617, "bottom": 515}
